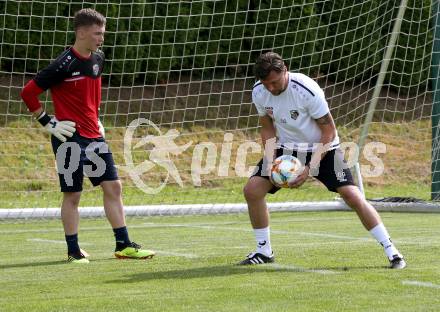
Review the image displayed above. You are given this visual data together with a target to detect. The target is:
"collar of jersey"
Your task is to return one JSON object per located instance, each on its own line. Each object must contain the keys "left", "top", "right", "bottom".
{"left": 71, "top": 47, "right": 92, "bottom": 60}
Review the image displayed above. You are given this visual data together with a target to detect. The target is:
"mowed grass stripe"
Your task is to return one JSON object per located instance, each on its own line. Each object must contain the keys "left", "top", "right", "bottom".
{"left": 0, "top": 211, "right": 439, "bottom": 311}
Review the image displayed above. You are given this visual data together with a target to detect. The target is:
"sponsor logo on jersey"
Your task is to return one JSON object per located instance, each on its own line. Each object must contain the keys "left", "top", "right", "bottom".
{"left": 93, "top": 64, "right": 100, "bottom": 76}
{"left": 290, "top": 110, "right": 299, "bottom": 120}
{"left": 72, "top": 71, "right": 81, "bottom": 76}
{"left": 280, "top": 118, "right": 287, "bottom": 124}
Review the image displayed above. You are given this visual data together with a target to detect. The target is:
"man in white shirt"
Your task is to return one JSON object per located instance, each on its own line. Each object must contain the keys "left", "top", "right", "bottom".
{"left": 238, "top": 52, "right": 405, "bottom": 269}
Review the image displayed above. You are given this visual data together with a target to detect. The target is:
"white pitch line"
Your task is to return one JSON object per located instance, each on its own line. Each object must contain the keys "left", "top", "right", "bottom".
{"left": 27, "top": 238, "right": 93, "bottom": 246}
{"left": 402, "top": 280, "right": 440, "bottom": 289}
{"left": 266, "top": 263, "right": 337, "bottom": 275}
{"left": 143, "top": 222, "right": 291, "bottom": 234}
{"left": 26, "top": 238, "right": 198, "bottom": 259}
{"left": 1, "top": 228, "right": 62, "bottom": 234}
{"left": 142, "top": 221, "right": 245, "bottom": 226}
{"left": 9, "top": 223, "right": 435, "bottom": 246}
{"left": 27, "top": 239, "right": 197, "bottom": 258}
{"left": 142, "top": 222, "right": 371, "bottom": 240}
{"left": 295, "top": 231, "right": 371, "bottom": 241}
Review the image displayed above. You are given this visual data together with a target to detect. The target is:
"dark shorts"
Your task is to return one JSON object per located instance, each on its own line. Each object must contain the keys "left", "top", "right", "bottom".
{"left": 251, "top": 148, "right": 354, "bottom": 194}
{"left": 51, "top": 133, "right": 119, "bottom": 192}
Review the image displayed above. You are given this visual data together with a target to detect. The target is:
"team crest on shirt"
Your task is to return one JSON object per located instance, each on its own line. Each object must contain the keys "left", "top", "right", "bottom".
{"left": 265, "top": 106, "right": 273, "bottom": 117}
{"left": 290, "top": 110, "right": 299, "bottom": 120}
{"left": 92, "top": 64, "right": 100, "bottom": 76}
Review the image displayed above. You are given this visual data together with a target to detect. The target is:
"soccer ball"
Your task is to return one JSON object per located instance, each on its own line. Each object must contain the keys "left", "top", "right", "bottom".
{"left": 270, "top": 155, "right": 304, "bottom": 188}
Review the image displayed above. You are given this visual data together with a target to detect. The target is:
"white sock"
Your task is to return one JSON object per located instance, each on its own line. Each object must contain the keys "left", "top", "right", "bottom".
{"left": 369, "top": 223, "right": 401, "bottom": 260}
{"left": 254, "top": 226, "right": 272, "bottom": 257}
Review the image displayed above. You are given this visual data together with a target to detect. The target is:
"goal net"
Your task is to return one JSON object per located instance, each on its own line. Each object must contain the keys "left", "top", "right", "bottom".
{"left": 0, "top": 0, "right": 436, "bottom": 217}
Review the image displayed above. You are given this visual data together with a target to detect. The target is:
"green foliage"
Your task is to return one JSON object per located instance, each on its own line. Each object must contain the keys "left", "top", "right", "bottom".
{"left": 0, "top": 0, "right": 433, "bottom": 89}
{"left": 316, "top": 0, "right": 389, "bottom": 82}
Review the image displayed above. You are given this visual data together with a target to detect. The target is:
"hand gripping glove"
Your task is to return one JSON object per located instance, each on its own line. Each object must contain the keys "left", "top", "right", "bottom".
{"left": 37, "top": 111, "right": 76, "bottom": 142}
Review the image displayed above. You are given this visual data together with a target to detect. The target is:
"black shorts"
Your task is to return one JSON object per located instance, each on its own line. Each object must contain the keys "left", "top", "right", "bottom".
{"left": 51, "top": 133, "right": 119, "bottom": 192}
{"left": 251, "top": 148, "right": 354, "bottom": 194}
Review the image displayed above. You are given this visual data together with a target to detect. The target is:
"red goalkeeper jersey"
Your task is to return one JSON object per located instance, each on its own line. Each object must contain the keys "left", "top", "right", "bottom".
{"left": 21, "top": 47, "right": 104, "bottom": 138}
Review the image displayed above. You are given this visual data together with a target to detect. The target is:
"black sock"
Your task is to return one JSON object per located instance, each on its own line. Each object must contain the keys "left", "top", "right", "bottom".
{"left": 113, "top": 226, "right": 131, "bottom": 249}
{"left": 65, "top": 234, "right": 80, "bottom": 255}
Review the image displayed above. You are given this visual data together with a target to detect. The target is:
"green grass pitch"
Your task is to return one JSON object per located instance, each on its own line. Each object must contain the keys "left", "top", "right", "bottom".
{"left": 1, "top": 211, "right": 439, "bottom": 311}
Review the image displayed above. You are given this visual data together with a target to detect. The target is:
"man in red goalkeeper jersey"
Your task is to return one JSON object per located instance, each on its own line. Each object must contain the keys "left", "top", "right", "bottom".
{"left": 21, "top": 8, "right": 155, "bottom": 263}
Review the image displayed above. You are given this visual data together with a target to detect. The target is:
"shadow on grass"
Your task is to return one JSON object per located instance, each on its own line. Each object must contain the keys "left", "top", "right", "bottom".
{"left": 0, "top": 260, "right": 66, "bottom": 269}
{"left": 105, "top": 263, "right": 333, "bottom": 283}
{"left": 0, "top": 257, "right": 142, "bottom": 269}
{"left": 314, "top": 265, "right": 389, "bottom": 271}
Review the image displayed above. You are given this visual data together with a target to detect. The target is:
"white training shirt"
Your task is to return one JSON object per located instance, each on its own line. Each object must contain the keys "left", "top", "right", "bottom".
{"left": 252, "top": 72, "right": 340, "bottom": 152}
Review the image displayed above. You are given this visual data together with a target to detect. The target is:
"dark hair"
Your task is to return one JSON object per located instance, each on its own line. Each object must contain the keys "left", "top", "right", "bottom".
{"left": 73, "top": 8, "right": 106, "bottom": 31}
{"left": 254, "top": 52, "right": 285, "bottom": 80}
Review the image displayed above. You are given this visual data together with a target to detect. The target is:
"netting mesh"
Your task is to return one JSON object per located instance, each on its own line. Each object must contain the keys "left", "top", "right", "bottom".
{"left": 0, "top": 0, "right": 434, "bottom": 212}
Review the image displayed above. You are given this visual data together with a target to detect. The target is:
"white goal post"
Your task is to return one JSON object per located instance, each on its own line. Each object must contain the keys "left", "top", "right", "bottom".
{"left": 0, "top": 0, "right": 438, "bottom": 218}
